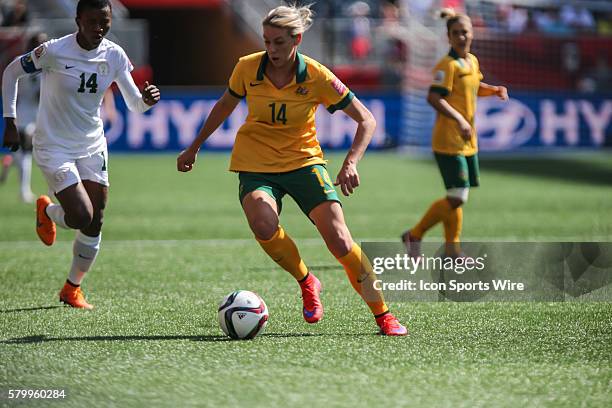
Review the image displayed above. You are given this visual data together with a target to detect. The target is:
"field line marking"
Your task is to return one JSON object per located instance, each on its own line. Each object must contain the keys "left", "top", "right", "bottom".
{"left": 0, "top": 235, "right": 610, "bottom": 249}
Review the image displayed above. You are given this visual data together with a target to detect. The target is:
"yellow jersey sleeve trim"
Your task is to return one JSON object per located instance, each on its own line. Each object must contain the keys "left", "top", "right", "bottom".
{"left": 429, "top": 85, "right": 449, "bottom": 96}
{"left": 228, "top": 87, "right": 245, "bottom": 99}
{"left": 327, "top": 91, "right": 354, "bottom": 113}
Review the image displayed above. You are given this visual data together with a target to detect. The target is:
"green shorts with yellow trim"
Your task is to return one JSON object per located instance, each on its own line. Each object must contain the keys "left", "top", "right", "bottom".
{"left": 434, "top": 152, "right": 480, "bottom": 189}
{"left": 238, "top": 164, "right": 341, "bottom": 217}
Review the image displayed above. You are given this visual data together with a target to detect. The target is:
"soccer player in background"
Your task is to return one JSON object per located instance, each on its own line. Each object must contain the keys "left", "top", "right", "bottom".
{"left": 402, "top": 9, "right": 508, "bottom": 257}
{"left": 177, "top": 4, "right": 407, "bottom": 335}
{"left": 1, "top": 0, "right": 160, "bottom": 309}
{"left": 0, "top": 32, "right": 48, "bottom": 203}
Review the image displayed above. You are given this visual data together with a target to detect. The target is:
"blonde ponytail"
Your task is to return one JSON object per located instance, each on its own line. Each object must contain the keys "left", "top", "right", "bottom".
{"left": 439, "top": 8, "right": 457, "bottom": 19}
{"left": 439, "top": 8, "right": 471, "bottom": 33}
{"left": 263, "top": 3, "right": 315, "bottom": 36}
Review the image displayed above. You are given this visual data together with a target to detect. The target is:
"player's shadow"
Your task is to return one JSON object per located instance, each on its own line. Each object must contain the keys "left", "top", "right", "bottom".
{"left": 2, "top": 332, "right": 373, "bottom": 344}
{"left": 261, "top": 332, "right": 324, "bottom": 338}
{"left": 0, "top": 306, "right": 63, "bottom": 313}
{"left": 248, "top": 264, "right": 343, "bottom": 272}
{"left": 1, "top": 334, "right": 231, "bottom": 344}
{"left": 262, "top": 332, "right": 377, "bottom": 338}
{"left": 480, "top": 157, "right": 612, "bottom": 186}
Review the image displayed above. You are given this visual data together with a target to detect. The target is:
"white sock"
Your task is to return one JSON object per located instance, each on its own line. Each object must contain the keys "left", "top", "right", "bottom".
{"left": 68, "top": 231, "right": 101, "bottom": 286}
{"left": 45, "top": 203, "right": 69, "bottom": 229}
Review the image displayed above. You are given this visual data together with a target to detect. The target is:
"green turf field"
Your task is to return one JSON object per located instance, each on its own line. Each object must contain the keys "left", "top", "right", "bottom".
{"left": 1, "top": 152, "right": 611, "bottom": 407}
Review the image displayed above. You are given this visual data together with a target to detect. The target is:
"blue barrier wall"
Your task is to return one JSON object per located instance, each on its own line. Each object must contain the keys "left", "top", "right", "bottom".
{"left": 2, "top": 90, "right": 610, "bottom": 151}
{"left": 475, "top": 92, "right": 612, "bottom": 150}
{"left": 106, "top": 90, "right": 611, "bottom": 151}
{"left": 104, "top": 90, "right": 401, "bottom": 151}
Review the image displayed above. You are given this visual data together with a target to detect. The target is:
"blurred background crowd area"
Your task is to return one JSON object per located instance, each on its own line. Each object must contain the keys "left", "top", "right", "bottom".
{"left": 0, "top": 0, "right": 609, "bottom": 94}
{"left": 0, "top": 0, "right": 608, "bottom": 159}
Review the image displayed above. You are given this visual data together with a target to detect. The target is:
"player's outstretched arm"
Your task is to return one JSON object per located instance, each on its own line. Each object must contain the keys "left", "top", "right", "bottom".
{"left": 177, "top": 90, "right": 240, "bottom": 173}
{"left": 115, "top": 70, "right": 160, "bottom": 113}
{"left": 334, "top": 97, "right": 376, "bottom": 196}
{"left": 2, "top": 56, "right": 34, "bottom": 151}
{"left": 478, "top": 82, "right": 508, "bottom": 100}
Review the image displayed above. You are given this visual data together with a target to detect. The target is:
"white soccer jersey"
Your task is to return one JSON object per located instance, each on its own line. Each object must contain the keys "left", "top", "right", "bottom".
{"left": 27, "top": 33, "right": 133, "bottom": 155}
{"left": 1, "top": 32, "right": 152, "bottom": 157}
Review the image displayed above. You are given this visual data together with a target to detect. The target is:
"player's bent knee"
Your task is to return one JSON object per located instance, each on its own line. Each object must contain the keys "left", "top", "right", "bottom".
{"left": 327, "top": 238, "right": 353, "bottom": 259}
{"left": 85, "top": 215, "right": 103, "bottom": 235}
{"left": 251, "top": 219, "right": 279, "bottom": 241}
{"left": 69, "top": 214, "right": 93, "bottom": 230}
{"left": 65, "top": 207, "right": 94, "bottom": 230}
{"left": 323, "top": 230, "right": 353, "bottom": 258}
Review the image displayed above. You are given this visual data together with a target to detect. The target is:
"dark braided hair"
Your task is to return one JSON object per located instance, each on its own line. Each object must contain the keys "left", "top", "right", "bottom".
{"left": 77, "top": 0, "right": 112, "bottom": 16}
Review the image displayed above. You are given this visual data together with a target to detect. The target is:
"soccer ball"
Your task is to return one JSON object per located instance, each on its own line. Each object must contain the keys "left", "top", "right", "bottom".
{"left": 218, "top": 290, "right": 269, "bottom": 340}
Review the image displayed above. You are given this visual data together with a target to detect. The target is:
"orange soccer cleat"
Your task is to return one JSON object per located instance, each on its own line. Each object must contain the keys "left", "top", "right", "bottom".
{"left": 376, "top": 312, "right": 408, "bottom": 336}
{"left": 36, "top": 195, "right": 56, "bottom": 246}
{"left": 59, "top": 282, "right": 94, "bottom": 310}
{"left": 300, "top": 272, "right": 323, "bottom": 324}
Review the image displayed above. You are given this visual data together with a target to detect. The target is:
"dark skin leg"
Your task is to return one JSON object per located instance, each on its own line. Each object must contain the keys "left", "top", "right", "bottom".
{"left": 54, "top": 181, "right": 107, "bottom": 236}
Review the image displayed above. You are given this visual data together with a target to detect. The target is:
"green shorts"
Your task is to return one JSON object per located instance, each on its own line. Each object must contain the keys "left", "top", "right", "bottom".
{"left": 238, "top": 164, "right": 341, "bottom": 217}
{"left": 434, "top": 152, "right": 480, "bottom": 189}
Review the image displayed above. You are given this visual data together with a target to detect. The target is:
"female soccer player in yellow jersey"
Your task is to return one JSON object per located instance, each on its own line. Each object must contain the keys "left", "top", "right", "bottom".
{"left": 177, "top": 4, "right": 407, "bottom": 336}
{"left": 402, "top": 9, "right": 508, "bottom": 257}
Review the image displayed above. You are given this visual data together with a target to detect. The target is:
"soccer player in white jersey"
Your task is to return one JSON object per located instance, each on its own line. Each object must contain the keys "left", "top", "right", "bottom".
{"left": 1, "top": 0, "right": 160, "bottom": 309}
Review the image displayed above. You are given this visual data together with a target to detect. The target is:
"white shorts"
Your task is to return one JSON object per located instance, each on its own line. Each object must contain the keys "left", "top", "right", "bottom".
{"left": 33, "top": 147, "right": 109, "bottom": 194}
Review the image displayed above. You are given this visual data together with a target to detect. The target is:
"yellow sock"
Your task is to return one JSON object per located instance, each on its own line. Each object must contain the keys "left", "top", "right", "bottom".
{"left": 256, "top": 226, "right": 308, "bottom": 281}
{"left": 337, "top": 243, "right": 388, "bottom": 316}
{"left": 443, "top": 207, "right": 463, "bottom": 256}
{"left": 444, "top": 206, "right": 463, "bottom": 243}
{"left": 412, "top": 198, "right": 453, "bottom": 239}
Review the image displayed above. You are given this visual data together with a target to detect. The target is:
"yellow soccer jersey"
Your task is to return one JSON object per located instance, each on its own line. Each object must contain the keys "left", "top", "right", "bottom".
{"left": 430, "top": 49, "right": 483, "bottom": 156}
{"left": 227, "top": 51, "right": 354, "bottom": 173}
